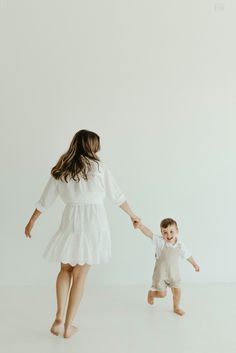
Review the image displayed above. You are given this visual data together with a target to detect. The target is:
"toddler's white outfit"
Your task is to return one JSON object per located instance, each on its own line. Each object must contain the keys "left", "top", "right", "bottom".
{"left": 35, "top": 161, "right": 126, "bottom": 266}
{"left": 151, "top": 235, "right": 191, "bottom": 291}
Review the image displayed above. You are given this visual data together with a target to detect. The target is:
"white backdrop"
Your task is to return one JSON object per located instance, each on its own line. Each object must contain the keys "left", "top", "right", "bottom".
{"left": 1, "top": 0, "right": 235, "bottom": 286}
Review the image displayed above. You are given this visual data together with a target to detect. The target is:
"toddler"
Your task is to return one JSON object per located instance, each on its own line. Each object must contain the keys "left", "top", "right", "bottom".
{"left": 135, "top": 218, "right": 200, "bottom": 315}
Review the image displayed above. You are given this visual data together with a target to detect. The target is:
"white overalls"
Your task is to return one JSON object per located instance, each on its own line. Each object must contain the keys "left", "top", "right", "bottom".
{"left": 151, "top": 235, "right": 191, "bottom": 291}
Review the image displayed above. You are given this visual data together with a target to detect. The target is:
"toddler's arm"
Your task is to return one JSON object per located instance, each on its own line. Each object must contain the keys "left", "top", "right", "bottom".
{"left": 187, "top": 256, "right": 200, "bottom": 272}
{"left": 134, "top": 221, "right": 154, "bottom": 239}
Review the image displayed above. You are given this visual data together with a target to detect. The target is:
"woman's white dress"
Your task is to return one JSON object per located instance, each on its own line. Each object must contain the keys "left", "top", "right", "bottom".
{"left": 35, "top": 161, "right": 126, "bottom": 266}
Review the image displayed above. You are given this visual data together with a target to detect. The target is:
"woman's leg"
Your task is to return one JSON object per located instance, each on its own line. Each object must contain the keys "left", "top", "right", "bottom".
{"left": 171, "top": 287, "right": 185, "bottom": 316}
{"left": 64, "top": 264, "right": 91, "bottom": 338}
{"left": 50, "top": 263, "right": 73, "bottom": 335}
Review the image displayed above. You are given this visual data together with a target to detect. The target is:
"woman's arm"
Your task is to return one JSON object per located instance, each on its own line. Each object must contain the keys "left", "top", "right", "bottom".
{"left": 25, "top": 209, "right": 42, "bottom": 238}
{"left": 25, "top": 175, "right": 58, "bottom": 238}
{"left": 119, "top": 201, "right": 140, "bottom": 226}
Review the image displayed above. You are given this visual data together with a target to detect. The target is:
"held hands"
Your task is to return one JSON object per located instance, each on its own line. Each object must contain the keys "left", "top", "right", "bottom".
{"left": 130, "top": 216, "right": 142, "bottom": 229}
{"left": 132, "top": 219, "right": 142, "bottom": 229}
{"left": 134, "top": 221, "right": 142, "bottom": 229}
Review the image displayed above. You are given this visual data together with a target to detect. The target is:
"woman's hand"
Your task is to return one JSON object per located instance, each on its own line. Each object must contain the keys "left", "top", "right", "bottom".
{"left": 24, "top": 209, "right": 41, "bottom": 239}
{"left": 25, "top": 220, "right": 34, "bottom": 238}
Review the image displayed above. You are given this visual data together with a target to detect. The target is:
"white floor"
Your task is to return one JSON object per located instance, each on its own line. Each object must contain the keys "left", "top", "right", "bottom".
{"left": 0, "top": 283, "right": 235, "bottom": 353}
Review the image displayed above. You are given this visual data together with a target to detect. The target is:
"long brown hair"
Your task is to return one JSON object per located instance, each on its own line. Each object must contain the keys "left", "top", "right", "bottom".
{"left": 51, "top": 130, "right": 100, "bottom": 182}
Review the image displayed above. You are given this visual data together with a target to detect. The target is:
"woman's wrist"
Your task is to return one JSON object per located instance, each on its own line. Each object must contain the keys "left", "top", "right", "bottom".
{"left": 130, "top": 214, "right": 140, "bottom": 221}
{"left": 30, "top": 209, "right": 41, "bottom": 223}
{"left": 130, "top": 214, "right": 136, "bottom": 219}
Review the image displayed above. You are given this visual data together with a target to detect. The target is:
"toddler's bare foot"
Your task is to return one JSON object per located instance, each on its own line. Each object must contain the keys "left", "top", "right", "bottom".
{"left": 174, "top": 308, "right": 185, "bottom": 316}
{"left": 63, "top": 325, "right": 78, "bottom": 339}
{"left": 50, "top": 318, "right": 62, "bottom": 336}
{"left": 147, "top": 290, "right": 154, "bottom": 305}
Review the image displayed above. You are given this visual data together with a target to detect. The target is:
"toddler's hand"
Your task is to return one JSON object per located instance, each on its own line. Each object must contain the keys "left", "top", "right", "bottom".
{"left": 194, "top": 264, "right": 200, "bottom": 272}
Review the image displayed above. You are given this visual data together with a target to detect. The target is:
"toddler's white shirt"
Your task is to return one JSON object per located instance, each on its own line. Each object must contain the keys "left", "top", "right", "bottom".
{"left": 152, "top": 235, "right": 191, "bottom": 260}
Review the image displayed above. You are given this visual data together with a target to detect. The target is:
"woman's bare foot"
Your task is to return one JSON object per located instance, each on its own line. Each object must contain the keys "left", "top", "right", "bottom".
{"left": 63, "top": 325, "right": 78, "bottom": 339}
{"left": 147, "top": 290, "right": 154, "bottom": 305}
{"left": 50, "top": 318, "right": 62, "bottom": 336}
{"left": 174, "top": 308, "right": 185, "bottom": 316}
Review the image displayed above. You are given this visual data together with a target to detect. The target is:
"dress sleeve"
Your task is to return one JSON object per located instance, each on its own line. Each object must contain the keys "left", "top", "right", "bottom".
{"left": 179, "top": 241, "right": 191, "bottom": 259}
{"left": 104, "top": 165, "right": 126, "bottom": 206}
{"left": 35, "top": 176, "right": 59, "bottom": 212}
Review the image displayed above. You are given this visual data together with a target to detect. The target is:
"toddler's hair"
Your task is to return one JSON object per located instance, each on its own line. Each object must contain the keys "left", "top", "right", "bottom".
{"left": 160, "top": 218, "right": 178, "bottom": 229}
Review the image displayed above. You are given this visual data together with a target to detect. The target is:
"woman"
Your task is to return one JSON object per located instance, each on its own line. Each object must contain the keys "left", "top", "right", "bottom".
{"left": 25, "top": 129, "right": 140, "bottom": 338}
